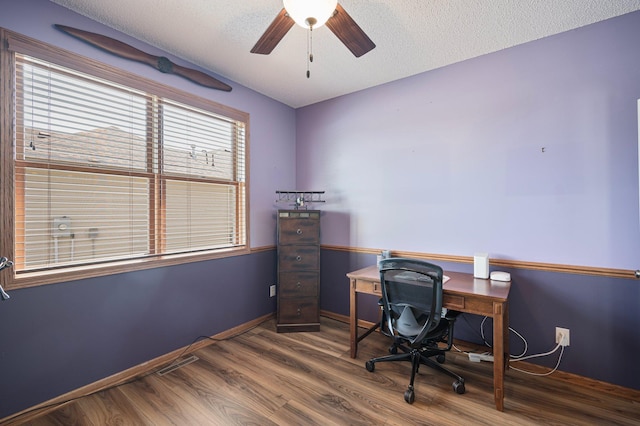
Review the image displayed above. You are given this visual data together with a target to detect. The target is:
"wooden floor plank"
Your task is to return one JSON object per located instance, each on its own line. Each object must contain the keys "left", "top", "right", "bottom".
{"left": 117, "top": 375, "right": 212, "bottom": 424}
{"left": 13, "top": 316, "right": 640, "bottom": 425}
{"left": 202, "top": 338, "right": 389, "bottom": 425}
{"left": 167, "top": 355, "right": 284, "bottom": 424}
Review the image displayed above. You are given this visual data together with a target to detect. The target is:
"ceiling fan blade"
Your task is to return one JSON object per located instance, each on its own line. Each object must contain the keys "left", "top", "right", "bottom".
{"left": 326, "top": 3, "right": 376, "bottom": 58}
{"left": 54, "top": 24, "right": 231, "bottom": 91}
{"left": 251, "top": 8, "right": 295, "bottom": 55}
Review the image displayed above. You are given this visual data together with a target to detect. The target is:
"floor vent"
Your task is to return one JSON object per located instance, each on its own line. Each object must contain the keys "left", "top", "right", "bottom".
{"left": 156, "top": 355, "right": 199, "bottom": 376}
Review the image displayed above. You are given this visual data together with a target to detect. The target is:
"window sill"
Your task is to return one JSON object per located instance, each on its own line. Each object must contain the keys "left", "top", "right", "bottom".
{"left": 7, "top": 246, "right": 250, "bottom": 290}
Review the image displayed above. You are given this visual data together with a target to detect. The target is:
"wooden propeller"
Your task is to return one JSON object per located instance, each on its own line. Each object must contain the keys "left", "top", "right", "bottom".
{"left": 251, "top": 3, "right": 375, "bottom": 57}
{"left": 55, "top": 24, "right": 232, "bottom": 92}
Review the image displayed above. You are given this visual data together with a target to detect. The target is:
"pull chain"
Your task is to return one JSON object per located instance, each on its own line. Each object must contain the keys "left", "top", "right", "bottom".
{"left": 307, "top": 25, "right": 314, "bottom": 78}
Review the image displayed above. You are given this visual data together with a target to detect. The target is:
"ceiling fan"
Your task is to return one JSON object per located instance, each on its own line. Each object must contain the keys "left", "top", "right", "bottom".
{"left": 251, "top": 0, "right": 376, "bottom": 58}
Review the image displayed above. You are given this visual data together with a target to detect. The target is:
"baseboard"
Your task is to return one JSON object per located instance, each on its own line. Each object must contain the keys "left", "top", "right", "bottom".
{"left": 1, "top": 313, "right": 275, "bottom": 425}
{"left": 507, "top": 358, "right": 640, "bottom": 401}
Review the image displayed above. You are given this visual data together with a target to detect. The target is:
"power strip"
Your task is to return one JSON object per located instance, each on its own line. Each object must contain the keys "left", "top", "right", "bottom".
{"left": 468, "top": 353, "right": 494, "bottom": 363}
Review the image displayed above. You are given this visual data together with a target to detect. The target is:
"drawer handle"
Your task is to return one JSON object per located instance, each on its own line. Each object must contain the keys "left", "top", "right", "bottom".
{"left": 296, "top": 256, "right": 302, "bottom": 261}
{"left": 296, "top": 282, "right": 302, "bottom": 288}
{"left": 296, "top": 229, "right": 302, "bottom": 235}
{"left": 297, "top": 308, "right": 301, "bottom": 316}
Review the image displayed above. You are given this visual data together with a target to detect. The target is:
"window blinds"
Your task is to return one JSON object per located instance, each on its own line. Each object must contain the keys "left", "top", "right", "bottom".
{"left": 13, "top": 54, "right": 246, "bottom": 272}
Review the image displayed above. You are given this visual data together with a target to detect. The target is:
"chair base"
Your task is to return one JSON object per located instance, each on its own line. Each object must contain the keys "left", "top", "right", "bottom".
{"left": 365, "top": 345, "right": 465, "bottom": 404}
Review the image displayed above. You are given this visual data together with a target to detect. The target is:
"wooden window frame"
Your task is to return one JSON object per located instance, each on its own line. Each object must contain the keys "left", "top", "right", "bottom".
{"left": 0, "top": 28, "right": 250, "bottom": 290}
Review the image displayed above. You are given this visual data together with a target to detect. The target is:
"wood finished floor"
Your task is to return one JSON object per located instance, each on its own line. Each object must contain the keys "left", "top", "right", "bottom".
{"left": 13, "top": 317, "right": 640, "bottom": 425}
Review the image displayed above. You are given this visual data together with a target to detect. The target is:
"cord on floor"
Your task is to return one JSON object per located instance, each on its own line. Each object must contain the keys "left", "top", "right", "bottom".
{"left": 466, "top": 315, "right": 566, "bottom": 376}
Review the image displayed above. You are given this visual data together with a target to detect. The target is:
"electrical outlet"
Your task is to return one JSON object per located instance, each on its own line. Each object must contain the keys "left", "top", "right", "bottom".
{"left": 269, "top": 284, "right": 276, "bottom": 298}
{"left": 555, "top": 327, "right": 570, "bottom": 346}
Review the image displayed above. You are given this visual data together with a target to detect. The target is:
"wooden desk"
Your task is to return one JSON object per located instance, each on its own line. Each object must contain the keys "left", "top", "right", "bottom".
{"left": 347, "top": 265, "right": 511, "bottom": 411}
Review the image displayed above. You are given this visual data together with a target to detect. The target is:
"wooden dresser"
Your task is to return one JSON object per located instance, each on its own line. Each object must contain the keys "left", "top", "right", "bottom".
{"left": 276, "top": 209, "right": 320, "bottom": 332}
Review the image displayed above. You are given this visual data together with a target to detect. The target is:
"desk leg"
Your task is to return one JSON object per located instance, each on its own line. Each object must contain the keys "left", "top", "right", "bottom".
{"left": 493, "top": 301, "right": 506, "bottom": 411}
{"left": 504, "top": 302, "right": 510, "bottom": 371}
{"left": 349, "top": 278, "right": 358, "bottom": 358}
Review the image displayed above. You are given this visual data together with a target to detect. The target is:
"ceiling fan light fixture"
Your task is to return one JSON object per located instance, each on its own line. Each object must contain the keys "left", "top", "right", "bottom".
{"left": 283, "top": 0, "right": 338, "bottom": 29}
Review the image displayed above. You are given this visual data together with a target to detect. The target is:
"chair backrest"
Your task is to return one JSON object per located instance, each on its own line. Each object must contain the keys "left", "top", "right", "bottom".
{"left": 379, "top": 258, "right": 444, "bottom": 347}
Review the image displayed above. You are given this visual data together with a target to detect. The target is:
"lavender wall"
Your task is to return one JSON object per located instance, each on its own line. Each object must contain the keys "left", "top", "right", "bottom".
{"left": 0, "top": 252, "right": 277, "bottom": 418}
{"left": 0, "top": 0, "right": 297, "bottom": 249}
{"left": 0, "top": 0, "right": 292, "bottom": 419}
{"left": 298, "top": 12, "right": 640, "bottom": 271}
{"left": 2, "top": 1, "right": 639, "bottom": 419}
{"left": 304, "top": 13, "right": 640, "bottom": 390}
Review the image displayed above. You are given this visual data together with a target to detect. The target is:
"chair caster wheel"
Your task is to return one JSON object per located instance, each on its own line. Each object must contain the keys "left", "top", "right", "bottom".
{"left": 404, "top": 388, "right": 415, "bottom": 404}
{"left": 365, "top": 360, "right": 375, "bottom": 372}
{"left": 436, "top": 354, "right": 445, "bottom": 363}
{"left": 453, "top": 380, "right": 465, "bottom": 394}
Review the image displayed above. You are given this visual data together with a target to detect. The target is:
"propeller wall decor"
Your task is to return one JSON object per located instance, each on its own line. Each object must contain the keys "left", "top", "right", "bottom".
{"left": 55, "top": 24, "right": 232, "bottom": 92}
{"left": 251, "top": 1, "right": 375, "bottom": 76}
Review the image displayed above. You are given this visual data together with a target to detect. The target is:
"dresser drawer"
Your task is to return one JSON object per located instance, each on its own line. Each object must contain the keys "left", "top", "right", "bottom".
{"left": 276, "top": 210, "right": 320, "bottom": 333}
{"left": 279, "top": 271, "right": 318, "bottom": 297}
{"left": 278, "top": 297, "right": 319, "bottom": 323}
{"left": 278, "top": 245, "right": 319, "bottom": 270}
{"left": 278, "top": 217, "right": 320, "bottom": 245}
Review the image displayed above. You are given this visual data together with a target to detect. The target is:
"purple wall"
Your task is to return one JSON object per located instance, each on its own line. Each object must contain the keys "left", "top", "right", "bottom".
{"left": 302, "top": 12, "right": 640, "bottom": 391}
{"left": 2, "top": 0, "right": 640, "bottom": 419}
{"left": 298, "top": 12, "right": 640, "bottom": 270}
{"left": 0, "top": 0, "right": 292, "bottom": 419}
{"left": 0, "top": 252, "right": 277, "bottom": 418}
{"left": 0, "top": 0, "right": 297, "bottom": 249}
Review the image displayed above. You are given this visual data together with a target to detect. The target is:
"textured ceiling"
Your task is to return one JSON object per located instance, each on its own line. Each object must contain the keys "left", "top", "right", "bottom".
{"left": 51, "top": 0, "right": 640, "bottom": 108}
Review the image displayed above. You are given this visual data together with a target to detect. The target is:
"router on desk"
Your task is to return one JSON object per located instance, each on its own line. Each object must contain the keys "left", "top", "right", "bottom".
{"left": 474, "top": 253, "right": 511, "bottom": 282}
{"left": 490, "top": 271, "right": 511, "bottom": 282}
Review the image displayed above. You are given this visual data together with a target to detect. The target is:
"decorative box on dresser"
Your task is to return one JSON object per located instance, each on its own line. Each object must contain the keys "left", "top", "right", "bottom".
{"left": 276, "top": 209, "right": 320, "bottom": 332}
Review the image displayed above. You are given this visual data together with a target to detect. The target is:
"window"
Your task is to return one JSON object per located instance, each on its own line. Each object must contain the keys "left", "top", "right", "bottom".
{"left": 0, "top": 29, "right": 249, "bottom": 288}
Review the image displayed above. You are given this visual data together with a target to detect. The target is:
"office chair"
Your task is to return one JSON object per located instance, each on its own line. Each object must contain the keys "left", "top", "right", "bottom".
{"left": 365, "top": 258, "right": 465, "bottom": 404}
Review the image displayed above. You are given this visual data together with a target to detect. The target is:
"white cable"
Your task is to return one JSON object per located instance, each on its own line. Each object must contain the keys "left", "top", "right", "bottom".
{"left": 511, "top": 342, "right": 561, "bottom": 361}
{"left": 480, "top": 315, "right": 528, "bottom": 358}
{"left": 480, "top": 316, "right": 491, "bottom": 347}
{"left": 467, "top": 315, "right": 568, "bottom": 375}
{"left": 508, "top": 326, "right": 528, "bottom": 358}
{"left": 510, "top": 345, "right": 565, "bottom": 376}
{"left": 453, "top": 344, "right": 469, "bottom": 353}
{"left": 472, "top": 314, "right": 567, "bottom": 377}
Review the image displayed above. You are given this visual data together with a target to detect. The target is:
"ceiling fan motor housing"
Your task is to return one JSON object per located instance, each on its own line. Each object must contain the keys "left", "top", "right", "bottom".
{"left": 283, "top": 0, "right": 337, "bottom": 28}
{"left": 251, "top": 2, "right": 376, "bottom": 58}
